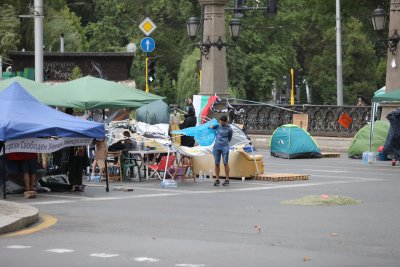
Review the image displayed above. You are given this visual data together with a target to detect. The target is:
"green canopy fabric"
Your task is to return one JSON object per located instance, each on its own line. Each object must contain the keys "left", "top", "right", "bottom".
{"left": 0, "top": 77, "right": 50, "bottom": 96}
{"left": 374, "top": 86, "right": 385, "bottom": 96}
{"left": 372, "top": 89, "right": 400, "bottom": 102}
{"left": 34, "top": 75, "right": 165, "bottom": 109}
{"left": 136, "top": 100, "right": 170, "bottom": 124}
{"left": 348, "top": 120, "right": 389, "bottom": 158}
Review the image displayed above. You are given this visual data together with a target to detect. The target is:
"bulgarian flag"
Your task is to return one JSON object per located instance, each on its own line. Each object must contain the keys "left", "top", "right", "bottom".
{"left": 193, "top": 95, "right": 219, "bottom": 124}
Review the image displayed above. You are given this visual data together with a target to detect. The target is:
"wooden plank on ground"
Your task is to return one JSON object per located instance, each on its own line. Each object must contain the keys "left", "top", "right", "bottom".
{"left": 113, "top": 186, "right": 134, "bottom": 192}
{"left": 252, "top": 173, "right": 310, "bottom": 182}
{"left": 321, "top": 152, "right": 341, "bottom": 158}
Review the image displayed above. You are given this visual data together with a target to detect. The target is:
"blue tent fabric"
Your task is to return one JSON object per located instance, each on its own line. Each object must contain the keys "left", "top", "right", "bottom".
{"left": 0, "top": 82, "right": 105, "bottom": 141}
{"left": 172, "top": 118, "right": 218, "bottom": 146}
{"left": 270, "top": 124, "right": 321, "bottom": 159}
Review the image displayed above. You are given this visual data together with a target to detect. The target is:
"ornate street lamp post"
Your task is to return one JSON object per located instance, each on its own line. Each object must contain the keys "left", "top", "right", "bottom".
{"left": 372, "top": 1, "right": 400, "bottom": 119}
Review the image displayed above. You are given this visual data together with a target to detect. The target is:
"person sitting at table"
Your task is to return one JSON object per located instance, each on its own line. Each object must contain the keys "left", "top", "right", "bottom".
{"left": 122, "top": 131, "right": 137, "bottom": 151}
{"left": 109, "top": 131, "right": 137, "bottom": 152}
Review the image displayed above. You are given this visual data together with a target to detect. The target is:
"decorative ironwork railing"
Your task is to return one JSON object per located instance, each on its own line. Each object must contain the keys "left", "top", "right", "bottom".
{"left": 230, "top": 104, "right": 372, "bottom": 137}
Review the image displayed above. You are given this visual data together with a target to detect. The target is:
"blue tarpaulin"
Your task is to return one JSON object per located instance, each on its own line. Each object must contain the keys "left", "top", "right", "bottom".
{"left": 0, "top": 82, "right": 105, "bottom": 141}
{"left": 172, "top": 118, "right": 218, "bottom": 146}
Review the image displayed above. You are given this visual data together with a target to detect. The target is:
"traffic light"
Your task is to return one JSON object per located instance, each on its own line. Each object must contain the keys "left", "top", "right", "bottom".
{"left": 234, "top": 0, "right": 245, "bottom": 17}
{"left": 283, "top": 75, "right": 291, "bottom": 103}
{"left": 148, "top": 59, "right": 155, "bottom": 83}
{"left": 266, "top": 0, "right": 278, "bottom": 16}
{"left": 43, "top": 67, "right": 50, "bottom": 81}
{"left": 294, "top": 68, "right": 303, "bottom": 86}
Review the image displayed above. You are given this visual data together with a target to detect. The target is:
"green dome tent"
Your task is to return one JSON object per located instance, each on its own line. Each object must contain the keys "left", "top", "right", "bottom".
{"left": 348, "top": 120, "right": 390, "bottom": 158}
{"left": 270, "top": 124, "right": 322, "bottom": 159}
{"left": 136, "top": 100, "right": 169, "bottom": 124}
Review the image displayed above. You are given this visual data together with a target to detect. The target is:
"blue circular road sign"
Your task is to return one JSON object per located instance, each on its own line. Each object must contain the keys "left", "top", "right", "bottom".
{"left": 140, "top": 37, "right": 155, "bottom": 53}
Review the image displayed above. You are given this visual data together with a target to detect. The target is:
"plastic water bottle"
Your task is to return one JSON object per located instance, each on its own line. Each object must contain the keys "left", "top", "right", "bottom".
{"left": 368, "top": 152, "right": 376, "bottom": 164}
{"left": 160, "top": 179, "right": 177, "bottom": 188}
{"left": 187, "top": 167, "right": 192, "bottom": 177}
{"left": 362, "top": 152, "right": 367, "bottom": 164}
{"left": 362, "top": 152, "right": 376, "bottom": 164}
{"left": 209, "top": 169, "right": 213, "bottom": 180}
{"left": 199, "top": 170, "right": 204, "bottom": 181}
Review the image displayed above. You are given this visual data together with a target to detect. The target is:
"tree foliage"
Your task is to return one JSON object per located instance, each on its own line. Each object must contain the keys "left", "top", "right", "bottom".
{"left": 1, "top": 0, "right": 391, "bottom": 105}
{"left": 0, "top": 4, "right": 21, "bottom": 58}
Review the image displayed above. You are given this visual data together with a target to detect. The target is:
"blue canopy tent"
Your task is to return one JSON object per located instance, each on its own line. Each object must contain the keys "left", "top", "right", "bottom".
{"left": 0, "top": 82, "right": 106, "bottom": 198}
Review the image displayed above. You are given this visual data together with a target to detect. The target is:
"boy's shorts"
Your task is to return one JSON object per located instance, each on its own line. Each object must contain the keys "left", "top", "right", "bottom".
{"left": 212, "top": 146, "right": 229, "bottom": 165}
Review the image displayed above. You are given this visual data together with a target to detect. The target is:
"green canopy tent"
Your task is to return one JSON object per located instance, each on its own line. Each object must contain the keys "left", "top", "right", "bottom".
{"left": 31, "top": 76, "right": 164, "bottom": 192}
{"left": 0, "top": 77, "right": 50, "bottom": 96}
{"left": 372, "top": 89, "right": 400, "bottom": 102}
{"left": 368, "top": 89, "right": 400, "bottom": 152}
{"left": 34, "top": 75, "right": 165, "bottom": 109}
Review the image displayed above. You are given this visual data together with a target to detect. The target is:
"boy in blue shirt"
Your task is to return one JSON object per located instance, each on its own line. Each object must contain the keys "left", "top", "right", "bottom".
{"left": 210, "top": 115, "right": 233, "bottom": 186}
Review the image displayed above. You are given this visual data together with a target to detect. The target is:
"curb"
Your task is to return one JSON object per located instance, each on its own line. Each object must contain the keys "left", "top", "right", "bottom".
{"left": 0, "top": 200, "right": 39, "bottom": 235}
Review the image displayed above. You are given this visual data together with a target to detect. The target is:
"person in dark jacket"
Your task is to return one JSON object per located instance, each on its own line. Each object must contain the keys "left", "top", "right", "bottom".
{"left": 179, "top": 106, "right": 197, "bottom": 147}
{"left": 68, "top": 146, "right": 88, "bottom": 192}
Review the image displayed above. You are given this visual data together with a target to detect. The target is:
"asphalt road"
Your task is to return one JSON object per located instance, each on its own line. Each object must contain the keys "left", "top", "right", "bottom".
{"left": 1, "top": 153, "right": 399, "bottom": 267}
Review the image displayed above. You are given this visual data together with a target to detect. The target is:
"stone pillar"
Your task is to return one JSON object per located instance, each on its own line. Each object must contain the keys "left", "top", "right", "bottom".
{"left": 382, "top": 0, "right": 400, "bottom": 120}
{"left": 198, "top": 0, "right": 229, "bottom": 97}
{"left": 385, "top": 0, "right": 400, "bottom": 92}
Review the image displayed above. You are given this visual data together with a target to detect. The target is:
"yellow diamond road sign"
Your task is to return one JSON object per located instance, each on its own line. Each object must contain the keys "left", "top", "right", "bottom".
{"left": 139, "top": 17, "right": 157, "bottom": 36}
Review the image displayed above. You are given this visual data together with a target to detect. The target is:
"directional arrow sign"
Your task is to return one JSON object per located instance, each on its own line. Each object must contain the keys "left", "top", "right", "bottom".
{"left": 140, "top": 37, "right": 155, "bottom": 53}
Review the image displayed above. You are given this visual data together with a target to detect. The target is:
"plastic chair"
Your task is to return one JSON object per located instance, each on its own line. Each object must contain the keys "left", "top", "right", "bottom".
{"left": 121, "top": 151, "right": 142, "bottom": 181}
{"left": 147, "top": 155, "right": 176, "bottom": 180}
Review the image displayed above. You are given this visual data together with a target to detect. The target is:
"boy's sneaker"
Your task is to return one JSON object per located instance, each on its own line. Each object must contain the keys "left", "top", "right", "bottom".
{"left": 222, "top": 179, "right": 230, "bottom": 186}
{"left": 213, "top": 179, "right": 220, "bottom": 186}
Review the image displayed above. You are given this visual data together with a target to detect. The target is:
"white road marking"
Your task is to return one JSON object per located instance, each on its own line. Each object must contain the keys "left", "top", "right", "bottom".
{"left": 33, "top": 200, "right": 76, "bottom": 205}
{"left": 45, "top": 248, "right": 74, "bottom": 253}
{"left": 312, "top": 174, "right": 388, "bottom": 181}
{"left": 90, "top": 253, "right": 119, "bottom": 258}
{"left": 43, "top": 194, "right": 92, "bottom": 199}
{"left": 301, "top": 169, "right": 348, "bottom": 173}
{"left": 134, "top": 257, "right": 160, "bottom": 262}
{"left": 176, "top": 264, "right": 206, "bottom": 267}
{"left": 6, "top": 245, "right": 31, "bottom": 249}
{"left": 267, "top": 161, "right": 398, "bottom": 173}
{"left": 31, "top": 176, "right": 384, "bottom": 206}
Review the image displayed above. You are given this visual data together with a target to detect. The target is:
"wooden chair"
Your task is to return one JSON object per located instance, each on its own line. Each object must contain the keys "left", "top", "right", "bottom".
{"left": 172, "top": 156, "right": 195, "bottom": 182}
{"left": 106, "top": 151, "right": 122, "bottom": 182}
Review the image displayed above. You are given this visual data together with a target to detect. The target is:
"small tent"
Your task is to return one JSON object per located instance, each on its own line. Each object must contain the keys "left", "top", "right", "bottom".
{"left": 270, "top": 124, "right": 322, "bottom": 159}
{"left": 136, "top": 100, "right": 169, "bottom": 124}
{"left": 348, "top": 120, "right": 389, "bottom": 158}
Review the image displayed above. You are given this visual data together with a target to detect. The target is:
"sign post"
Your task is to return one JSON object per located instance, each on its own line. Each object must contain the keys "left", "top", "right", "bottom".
{"left": 139, "top": 17, "right": 157, "bottom": 93}
{"left": 145, "top": 57, "right": 149, "bottom": 93}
